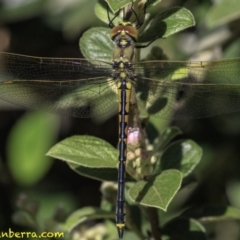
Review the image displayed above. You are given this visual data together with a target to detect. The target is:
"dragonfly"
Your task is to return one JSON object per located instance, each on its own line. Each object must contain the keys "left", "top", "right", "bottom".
{"left": 1, "top": 0, "right": 240, "bottom": 238}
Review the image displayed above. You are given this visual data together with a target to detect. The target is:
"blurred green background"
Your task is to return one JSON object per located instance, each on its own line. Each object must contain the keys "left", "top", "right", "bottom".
{"left": 1, "top": 0, "right": 240, "bottom": 239}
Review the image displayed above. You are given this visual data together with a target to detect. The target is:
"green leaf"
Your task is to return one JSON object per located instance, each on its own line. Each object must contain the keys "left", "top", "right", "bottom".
{"left": 158, "top": 126, "right": 182, "bottom": 150}
{"left": 182, "top": 206, "right": 240, "bottom": 222}
{"left": 96, "top": 0, "right": 161, "bottom": 25}
{"left": 63, "top": 207, "right": 114, "bottom": 232}
{"left": 160, "top": 139, "right": 202, "bottom": 177}
{"left": 139, "top": 7, "right": 195, "bottom": 43}
{"left": 128, "top": 169, "right": 182, "bottom": 211}
{"left": 147, "top": 0, "right": 162, "bottom": 6}
{"left": 162, "top": 217, "right": 207, "bottom": 240}
{"left": 205, "top": 0, "right": 240, "bottom": 29}
{"left": 48, "top": 136, "right": 137, "bottom": 182}
{"left": 104, "top": 0, "right": 162, "bottom": 12}
{"left": 47, "top": 135, "right": 118, "bottom": 168}
{"left": 105, "top": 0, "right": 132, "bottom": 13}
{"left": 68, "top": 162, "right": 118, "bottom": 182}
{"left": 79, "top": 27, "right": 113, "bottom": 63}
{"left": 7, "top": 111, "right": 58, "bottom": 186}
{"left": 80, "top": 8, "right": 195, "bottom": 62}
{"left": 95, "top": 1, "right": 121, "bottom": 25}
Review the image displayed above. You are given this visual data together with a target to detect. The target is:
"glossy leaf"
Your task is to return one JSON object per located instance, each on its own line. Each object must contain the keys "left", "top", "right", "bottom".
{"left": 68, "top": 162, "right": 118, "bottom": 182}
{"left": 147, "top": 0, "right": 162, "bottom": 6}
{"left": 94, "top": 1, "right": 121, "bottom": 26}
{"left": 158, "top": 126, "right": 182, "bottom": 150}
{"left": 160, "top": 139, "right": 202, "bottom": 177}
{"left": 105, "top": 0, "right": 162, "bottom": 13}
{"left": 105, "top": 0, "right": 131, "bottom": 13}
{"left": 98, "top": 0, "right": 161, "bottom": 23}
{"left": 47, "top": 135, "right": 118, "bottom": 168}
{"left": 139, "top": 7, "right": 195, "bottom": 43}
{"left": 128, "top": 169, "right": 182, "bottom": 211}
{"left": 68, "top": 160, "right": 134, "bottom": 182}
{"left": 80, "top": 27, "right": 113, "bottom": 63}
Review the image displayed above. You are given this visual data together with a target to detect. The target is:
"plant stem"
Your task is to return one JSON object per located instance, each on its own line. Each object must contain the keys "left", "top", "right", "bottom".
{"left": 147, "top": 207, "right": 161, "bottom": 240}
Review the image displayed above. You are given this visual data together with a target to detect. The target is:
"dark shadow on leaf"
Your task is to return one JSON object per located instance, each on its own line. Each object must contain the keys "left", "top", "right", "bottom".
{"left": 146, "top": 122, "right": 159, "bottom": 144}
{"left": 135, "top": 174, "right": 158, "bottom": 203}
{"left": 139, "top": 7, "right": 185, "bottom": 43}
{"left": 181, "top": 205, "right": 229, "bottom": 219}
{"left": 161, "top": 141, "right": 184, "bottom": 171}
{"left": 147, "top": 97, "right": 168, "bottom": 115}
{"left": 138, "top": 18, "right": 167, "bottom": 43}
{"left": 70, "top": 165, "right": 135, "bottom": 182}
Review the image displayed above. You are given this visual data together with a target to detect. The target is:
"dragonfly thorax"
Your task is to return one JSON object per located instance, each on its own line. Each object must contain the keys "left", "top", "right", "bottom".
{"left": 112, "top": 57, "right": 134, "bottom": 82}
{"left": 112, "top": 43, "right": 135, "bottom": 65}
{"left": 113, "top": 58, "right": 132, "bottom": 69}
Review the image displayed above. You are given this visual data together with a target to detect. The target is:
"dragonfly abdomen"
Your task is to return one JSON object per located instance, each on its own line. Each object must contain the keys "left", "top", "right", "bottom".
{"left": 110, "top": 19, "right": 139, "bottom": 239}
{"left": 116, "top": 79, "right": 132, "bottom": 238}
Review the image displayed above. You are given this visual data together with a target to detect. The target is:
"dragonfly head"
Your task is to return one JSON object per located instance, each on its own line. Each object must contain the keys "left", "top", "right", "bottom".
{"left": 110, "top": 21, "right": 139, "bottom": 42}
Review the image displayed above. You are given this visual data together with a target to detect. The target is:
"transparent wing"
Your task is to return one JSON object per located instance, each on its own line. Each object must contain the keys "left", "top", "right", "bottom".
{"left": 133, "top": 59, "right": 240, "bottom": 119}
{"left": 0, "top": 52, "right": 118, "bottom": 118}
{"left": 2, "top": 53, "right": 240, "bottom": 120}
